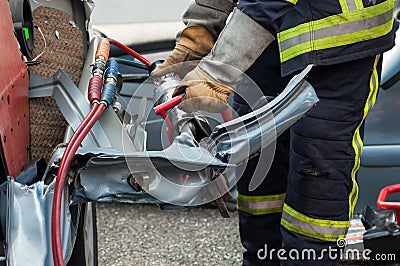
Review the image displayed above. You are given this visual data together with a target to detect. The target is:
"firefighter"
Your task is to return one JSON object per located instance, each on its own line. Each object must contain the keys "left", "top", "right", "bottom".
{"left": 154, "top": 0, "right": 396, "bottom": 264}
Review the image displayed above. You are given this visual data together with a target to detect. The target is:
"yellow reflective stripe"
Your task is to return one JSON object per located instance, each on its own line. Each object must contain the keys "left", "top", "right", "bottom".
{"left": 281, "top": 218, "right": 346, "bottom": 242}
{"left": 283, "top": 204, "right": 350, "bottom": 228}
{"left": 348, "top": 55, "right": 380, "bottom": 219}
{"left": 339, "top": 0, "right": 350, "bottom": 12}
{"left": 286, "top": 0, "right": 299, "bottom": 4}
{"left": 280, "top": 18, "right": 393, "bottom": 62}
{"left": 237, "top": 205, "right": 283, "bottom": 215}
{"left": 237, "top": 193, "right": 285, "bottom": 215}
{"left": 279, "top": 8, "right": 393, "bottom": 52}
{"left": 355, "top": 0, "right": 364, "bottom": 10}
{"left": 237, "top": 193, "right": 286, "bottom": 202}
{"left": 282, "top": 204, "right": 349, "bottom": 241}
{"left": 278, "top": 0, "right": 394, "bottom": 42}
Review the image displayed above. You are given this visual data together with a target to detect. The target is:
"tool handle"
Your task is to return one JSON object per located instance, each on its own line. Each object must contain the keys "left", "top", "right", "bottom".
{"left": 153, "top": 94, "right": 183, "bottom": 117}
{"left": 377, "top": 184, "right": 400, "bottom": 210}
{"left": 153, "top": 94, "right": 233, "bottom": 122}
{"left": 221, "top": 109, "right": 233, "bottom": 122}
{"left": 377, "top": 184, "right": 400, "bottom": 225}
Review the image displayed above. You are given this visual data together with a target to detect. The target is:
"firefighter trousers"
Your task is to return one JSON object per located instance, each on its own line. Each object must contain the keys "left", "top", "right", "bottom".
{"left": 233, "top": 40, "right": 382, "bottom": 265}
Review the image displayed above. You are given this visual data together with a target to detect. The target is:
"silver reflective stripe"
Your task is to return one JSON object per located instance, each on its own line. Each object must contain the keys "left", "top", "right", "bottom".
{"left": 346, "top": 0, "right": 358, "bottom": 11}
{"left": 238, "top": 198, "right": 284, "bottom": 210}
{"left": 279, "top": 9, "right": 393, "bottom": 52}
{"left": 282, "top": 211, "right": 347, "bottom": 236}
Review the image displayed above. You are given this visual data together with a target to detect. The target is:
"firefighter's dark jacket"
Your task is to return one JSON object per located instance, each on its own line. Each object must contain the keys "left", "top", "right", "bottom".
{"left": 238, "top": 0, "right": 396, "bottom": 76}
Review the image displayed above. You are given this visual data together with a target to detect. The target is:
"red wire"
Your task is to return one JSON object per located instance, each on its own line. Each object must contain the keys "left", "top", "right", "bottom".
{"left": 52, "top": 103, "right": 106, "bottom": 266}
{"left": 108, "top": 38, "right": 152, "bottom": 68}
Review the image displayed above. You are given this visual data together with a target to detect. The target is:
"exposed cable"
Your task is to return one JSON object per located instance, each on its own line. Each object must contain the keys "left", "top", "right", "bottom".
{"left": 31, "top": 26, "right": 46, "bottom": 62}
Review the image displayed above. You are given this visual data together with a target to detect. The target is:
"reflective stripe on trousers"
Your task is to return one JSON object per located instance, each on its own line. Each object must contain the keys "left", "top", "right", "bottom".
{"left": 281, "top": 204, "right": 348, "bottom": 242}
{"left": 281, "top": 54, "right": 382, "bottom": 243}
{"left": 348, "top": 55, "right": 381, "bottom": 220}
{"left": 237, "top": 193, "right": 285, "bottom": 215}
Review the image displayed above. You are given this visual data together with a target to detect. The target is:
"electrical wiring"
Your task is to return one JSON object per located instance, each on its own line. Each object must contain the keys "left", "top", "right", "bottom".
{"left": 31, "top": 26, "right": 46, "bottom": 61}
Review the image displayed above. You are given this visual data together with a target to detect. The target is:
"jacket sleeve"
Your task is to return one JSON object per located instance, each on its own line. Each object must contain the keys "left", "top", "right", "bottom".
{"left": 182, "top": 0, "right": 237, "bottom": 41}
{"left": 237, "top": 0, "right": 297, "bottom": 32}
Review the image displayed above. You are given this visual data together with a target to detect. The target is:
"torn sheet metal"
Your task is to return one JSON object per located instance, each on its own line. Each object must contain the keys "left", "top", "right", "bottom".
{"left": 74, "top": 155, "right": 234, "bottom": 206}
{"left": 209, "top": 65, "right": 318, "bottom": 164}
{"left": 0, "top": 178, "right": 75, "bottom": 266}
{"left": 92, "top": 136, "right": 233, "bottom": 206}
{"left": 44, "top": 134, "right": 233, "bottom": 206}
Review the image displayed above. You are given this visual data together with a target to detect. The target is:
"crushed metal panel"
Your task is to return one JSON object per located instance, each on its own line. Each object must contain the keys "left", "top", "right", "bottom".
{"left": 210, "top": 65, "right": 317, "bottom": 164}
{"left": 72, "top": 158, "right": 163, "bottom": 205}
{"left": 44, "top": 139, "right": 232, "bottom": 206}
{"left": 0, "top": 179, "right": 75, "bottom": 266}
{"left": 74, "top": 154, "right": 233, "bottom": 206}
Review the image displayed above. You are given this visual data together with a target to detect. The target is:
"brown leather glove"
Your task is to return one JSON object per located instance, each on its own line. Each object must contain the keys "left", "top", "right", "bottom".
{"left": 173, "top": 66, "right": 233, "bottom": 113}
{"left": 173, "top": 8, "right": 275, "bottom": 114}
{"left": 152, "top": 26, "right": 214, "bottom": 74}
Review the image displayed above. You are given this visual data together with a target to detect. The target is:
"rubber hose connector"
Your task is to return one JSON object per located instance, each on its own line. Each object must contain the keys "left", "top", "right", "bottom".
{"left": 88, "top": 75, "right": 103, "bottom": 103}
{"left": 105, "top": 59, "right": 119, "bottom": 78}
{"left": 95, "top": 38, "right": 110, "bottom": 62}
{"left": 101, "top": 83, "right": 116, "bottom": 107}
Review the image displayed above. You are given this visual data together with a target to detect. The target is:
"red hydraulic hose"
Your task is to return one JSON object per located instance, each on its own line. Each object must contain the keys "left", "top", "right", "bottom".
{"left": 154, "top": 94, "right": 184, "bottom": 117}
{"left": 108, "top": 38, "right": 152, "bottom": 68}
{"left": 52, "top": 37, "right": 111, "bottom": 266}
{"left": 52, "top": 103, "right": 106, "bottom": 266}
{"left": 221, "top": 109, "right": 233, "bottom": 122}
